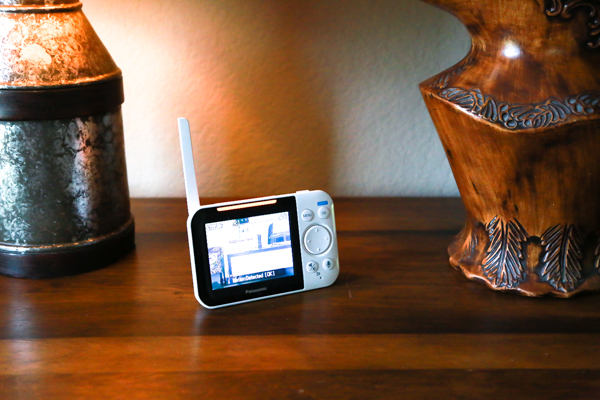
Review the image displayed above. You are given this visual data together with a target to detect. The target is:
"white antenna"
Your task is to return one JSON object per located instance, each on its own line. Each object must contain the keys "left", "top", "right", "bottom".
{"left": 178, "top": 117, "right": 201, "bottom": 215}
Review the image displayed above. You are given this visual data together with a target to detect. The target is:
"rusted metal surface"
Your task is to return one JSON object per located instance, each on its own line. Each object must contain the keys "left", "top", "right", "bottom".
{"left": 0, "top": 110, "right": 131, "bottom": 247}
{"left": 0, "top": 1, "right": 120, "bottom": 88}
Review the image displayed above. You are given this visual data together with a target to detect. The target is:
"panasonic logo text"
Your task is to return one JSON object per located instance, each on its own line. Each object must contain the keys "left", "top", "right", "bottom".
{"left": 246, "top": 287, "right": 268, "bottom": 294}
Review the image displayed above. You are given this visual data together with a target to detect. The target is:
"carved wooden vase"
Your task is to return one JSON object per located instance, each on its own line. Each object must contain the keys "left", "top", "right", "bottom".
{"left": 420, "top": 0, "right": 600, "bottom": 297}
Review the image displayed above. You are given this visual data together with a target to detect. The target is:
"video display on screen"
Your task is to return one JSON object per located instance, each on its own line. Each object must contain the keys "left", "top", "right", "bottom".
{"left": 205, "top": 212, "right": 294, "bottom": 290}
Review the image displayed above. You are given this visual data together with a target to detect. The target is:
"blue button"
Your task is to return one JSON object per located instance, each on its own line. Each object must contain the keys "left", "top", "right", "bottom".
{"left": 317, "top": 201, "right": 328, "bottom": 206}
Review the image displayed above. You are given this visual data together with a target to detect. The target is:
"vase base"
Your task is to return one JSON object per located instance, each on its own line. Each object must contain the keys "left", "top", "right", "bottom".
{"left": 0, "top": 219, "right": 135, "bottom": 279}
{"left": 449, "top": 220, "right": 600, "bottom": 298}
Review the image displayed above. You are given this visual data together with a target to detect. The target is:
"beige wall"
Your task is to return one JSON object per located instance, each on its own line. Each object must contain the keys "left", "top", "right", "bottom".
{"left": 82, "top": 0, "right": 470, "bottom": 198}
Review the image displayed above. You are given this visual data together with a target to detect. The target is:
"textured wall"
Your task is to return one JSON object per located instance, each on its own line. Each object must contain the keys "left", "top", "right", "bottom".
{"left": 82, "top": 0, "right": 470, "bottom": 198}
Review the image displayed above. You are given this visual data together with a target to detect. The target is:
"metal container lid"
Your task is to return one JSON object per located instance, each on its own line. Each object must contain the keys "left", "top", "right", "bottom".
{"left": 0, "top": 1, "right": 80, "bottom": 7}
{"left": 0, "top": 0, "right": 124, "bottom": 121}
{"left": 0, "top": 0, "right": 120, "bottom": 89}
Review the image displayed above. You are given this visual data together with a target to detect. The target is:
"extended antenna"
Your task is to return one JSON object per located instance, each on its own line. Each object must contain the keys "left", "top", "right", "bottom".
{"left": 178, "top": 117, "right": 201, "bottom": 215}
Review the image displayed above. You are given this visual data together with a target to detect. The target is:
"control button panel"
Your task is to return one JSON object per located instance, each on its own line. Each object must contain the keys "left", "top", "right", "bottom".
{"left": 318, "top": 207, "right": 330, "bottom": 219}
{"left": 295, "top": 190, "right": 339, "bottom": 291}
{"left": 323, "top": 258, "right": 335, "bottom": 270}
{"left": 301, "top": 209, "right": 314, "bottom": 222}
{"left": 304, "top": 225, "right": 332, "bottom": 255}
{"left": 306, "top": 261, "right": 318, "bottom": 273}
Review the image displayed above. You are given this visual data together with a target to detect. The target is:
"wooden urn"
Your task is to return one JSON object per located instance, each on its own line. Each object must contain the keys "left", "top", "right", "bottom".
{"left": 419, "top": 0, "right": 600, "bottom": 297}
{"left": 0, "top": 0, "right": 134, "bottom": 278}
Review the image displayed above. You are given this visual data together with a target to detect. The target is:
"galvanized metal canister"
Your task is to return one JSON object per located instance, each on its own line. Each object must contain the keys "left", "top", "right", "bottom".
{"left": 0, "top": 0, "right": 134, "bottom": 278}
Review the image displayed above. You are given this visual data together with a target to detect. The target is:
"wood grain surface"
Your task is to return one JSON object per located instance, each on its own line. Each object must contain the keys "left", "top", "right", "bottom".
{"left": 0, "top": 198, "right": 599, "bottom": 399}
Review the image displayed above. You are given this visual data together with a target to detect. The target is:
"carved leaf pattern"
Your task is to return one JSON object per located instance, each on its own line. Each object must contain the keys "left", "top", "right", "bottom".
{"left": 540, "top": 224, "right": 585, "bottom": 291}
{"left": 439, "top": 88, "right": 600, "bottom": 130}
{"left": 461, "top": 228, "right": 478, "bottom": 260}
{"left": 546, "top": 0, "right": 600, "bottom": 48}
{"left": 428, "top": 57, "right": 475, "bottom": 90}
{"left": 482, "top": 217, "right": 528, "bottom": 288}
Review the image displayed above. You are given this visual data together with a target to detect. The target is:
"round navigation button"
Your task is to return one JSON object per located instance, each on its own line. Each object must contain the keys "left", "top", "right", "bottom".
{"left": 306, "top": 261, "right": 318, "bottom": 273}
{"left": 323, "top": 258, "right": 335, "bottom": 270}
{"left": 301, "top": 209, "right": 314, "bottom": 222}
{"left": 318, "top": 207, "right": 330, "bottom": 219}
{"left": 304, "top": 225, "right": 332, "bottom": 255}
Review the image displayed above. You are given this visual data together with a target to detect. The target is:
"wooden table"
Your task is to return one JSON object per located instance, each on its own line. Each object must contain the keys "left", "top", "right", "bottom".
{"left": 0, "top": 198, "right": 598, "bottom": 399}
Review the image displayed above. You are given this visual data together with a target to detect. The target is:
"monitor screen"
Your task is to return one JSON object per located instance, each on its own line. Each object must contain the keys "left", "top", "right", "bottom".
{"left": 205, "top": 211, "right": 295, "bottom": 290}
